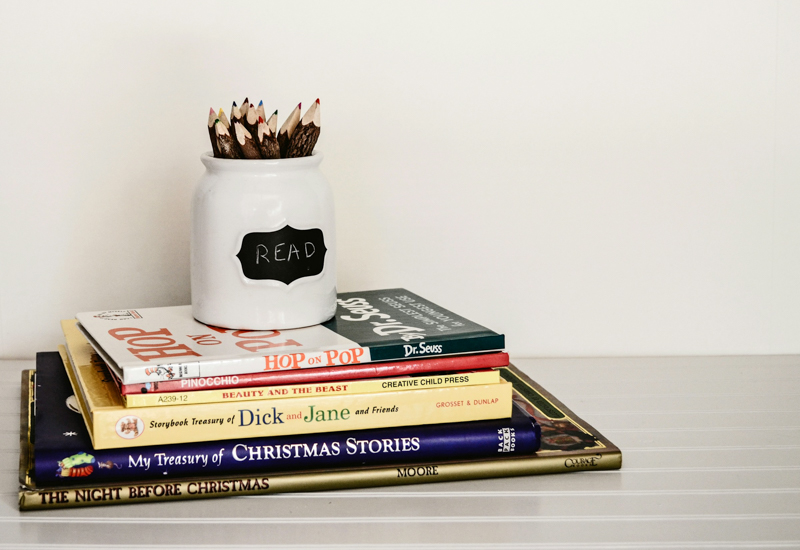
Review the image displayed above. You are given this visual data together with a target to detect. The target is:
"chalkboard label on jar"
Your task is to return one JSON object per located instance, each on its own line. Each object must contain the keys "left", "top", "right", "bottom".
{"left": 236, "top": 227, "right": 328, "bottom": 284}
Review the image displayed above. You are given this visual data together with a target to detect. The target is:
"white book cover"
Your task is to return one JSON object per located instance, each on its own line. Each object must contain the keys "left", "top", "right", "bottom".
{"left": 74, "top": 289, "right": 505, "bottom": 384}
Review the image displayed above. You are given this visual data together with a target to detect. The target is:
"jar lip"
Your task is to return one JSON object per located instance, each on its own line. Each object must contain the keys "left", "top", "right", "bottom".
{"left": 201, "top": 150, "right": 323, "bottom": 172}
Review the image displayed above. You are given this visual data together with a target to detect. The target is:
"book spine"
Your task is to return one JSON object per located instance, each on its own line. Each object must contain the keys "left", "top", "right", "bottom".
{"left": 124, "top": 370, "right": 500, "bottom": 407}
{"left": 119, "top": 352, "right": 511, "bottom": 395}
{"left": 19, "top": 451, "right": 622, "bottom": 510}
{"left": 92, "top": 382, "right": 513, "bottom": 449}
{"left": 34, "top": 407, "right": 539, "bottom": 485}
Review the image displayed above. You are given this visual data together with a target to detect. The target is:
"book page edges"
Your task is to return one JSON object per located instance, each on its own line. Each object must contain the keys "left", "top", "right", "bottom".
{"left": 62, "top": 321, "right": 124, "bottom": 408}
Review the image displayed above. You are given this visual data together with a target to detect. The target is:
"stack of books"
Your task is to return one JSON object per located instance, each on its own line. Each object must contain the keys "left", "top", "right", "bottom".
{"left": 18, "top": 289, "right": 621, "bottom": 510}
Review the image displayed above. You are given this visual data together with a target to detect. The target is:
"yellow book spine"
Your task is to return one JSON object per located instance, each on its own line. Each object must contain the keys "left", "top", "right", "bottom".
{"left": 123, "top": 370, "right": 501, "bottom": 407}
{"left": 19, "top": 451, "right": 623, "bottom": 510}
{"left": 92, "top": 382, "right": 513, "bottom": 449}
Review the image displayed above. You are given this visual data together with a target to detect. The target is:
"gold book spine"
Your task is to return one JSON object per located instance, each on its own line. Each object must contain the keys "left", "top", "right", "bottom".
{"left": 19, "top": 370, "right": 34, "bottom": 488}
{"left": 19, "top": 451, "right": 623, "bottom": 510}
{"left": 124, "top": 370, "right": 501, "bottom": 408}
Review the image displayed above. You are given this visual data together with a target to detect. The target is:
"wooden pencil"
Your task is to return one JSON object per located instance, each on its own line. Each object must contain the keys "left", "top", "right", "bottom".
{"left": 257, "top": 114, "right": 280, "bottom": 159}
{"left": 230, "top": 101, "right": 244, "bottom": 144}
{"left": 240, "top": 98, "right": 249, "bottom": 120}
{"left": 217, "top": 108, "right": 230, "bottom": 130}
{"left": 230, "top": 102, "right": 243, "bottom": 124}
{"left": 215, "top": 120, "right": 241, "bottom": 159}
{"left": 244, "top": 102, "right": 260, "bottom": 139}
{"left": 285, "top": 99, "right": 321, "bottom": 158}
{"left": 207, "top": 108, "right": 221, "bottom": 157}
{"left": 277, "top": 103, "right": 302, "bottom": 158}
{"left": 266, "top": 110, "right": 278, "bottom": 137}
{"left": 256, "top": 100, "right": 266, "bottom": 122}
{"left": 216, "top": 108, "right": 240, "bottom": 157}
{"left": 234, "top": 121, "right": 262, "bottom": 159}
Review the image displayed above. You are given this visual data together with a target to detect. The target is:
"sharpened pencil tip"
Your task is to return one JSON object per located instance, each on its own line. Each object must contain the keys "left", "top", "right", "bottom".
{"left": 258, "top": 100, "right": 263, "bottom": 106}
{"left": 210, "top": 107, "right": 215, "bottom": 114}
{"left": 232, "top": 101, "right": 238, "bottom": 107}
{"left": 316, "top": 98, "right": 320, "bottom": 104}
{"left": 258, "top": 116, "right": 264, "bottom": 123}
{"left": 297, "top": 103, "right": 301, "bottom": 109}
{"left": 273, "top": 110, "right": 278, "bottom": 115}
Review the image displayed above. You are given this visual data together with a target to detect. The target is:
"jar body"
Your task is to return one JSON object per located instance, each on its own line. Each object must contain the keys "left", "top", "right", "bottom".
{"left": 191, "top": 152, "right": 336, "bottom": 329}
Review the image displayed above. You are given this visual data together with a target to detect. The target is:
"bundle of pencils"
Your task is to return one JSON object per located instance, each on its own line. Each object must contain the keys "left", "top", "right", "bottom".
{"left": 208, "top": 98, "right": 320, "bottom": 160}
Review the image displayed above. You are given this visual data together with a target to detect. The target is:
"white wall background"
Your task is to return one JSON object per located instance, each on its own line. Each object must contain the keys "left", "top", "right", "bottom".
{"left": 1, "top": 1, "right": 799, "bottom": 359}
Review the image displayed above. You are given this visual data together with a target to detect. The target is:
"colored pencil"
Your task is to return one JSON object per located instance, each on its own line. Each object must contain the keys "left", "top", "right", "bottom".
{"left": 285, "top": 99, "right": 321, "bottom": 158}
{"left": 244, "top": 102, "right": 260, "bottom": 139}
{"left": 256, "top": 100, "right": 266, "bottom": 123}
{"left": 230, "top": 101, "right": 244, "bottom": 145}
{"left": 215, "top": 121, "right": 241, "bottom": 159}
{"left": 217, "top": 108, "right": 230, "bottom": 130}
{"left": 207, "top": 108, "right": 221, "bottom": 157}
{"left": 234, "top": 121, "right": 262, "bottom": 159}
{"left": 257, "top": 114, "right": 280, "bottom": 159}
{"left": 278, "top": 103, "right": 302, "bottom": 158}
{"left": 266, "top": 110, "right": 278, "bottom": 135}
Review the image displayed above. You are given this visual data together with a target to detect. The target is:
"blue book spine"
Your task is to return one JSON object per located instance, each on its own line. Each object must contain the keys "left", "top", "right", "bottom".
{"left": 35, "top": 405, "right": 540, "bottom": 485}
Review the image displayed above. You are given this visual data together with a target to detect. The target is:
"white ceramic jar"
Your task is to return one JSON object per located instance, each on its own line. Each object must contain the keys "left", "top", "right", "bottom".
{"left": 191, "top": 151, "right": 336, "bottom": 329}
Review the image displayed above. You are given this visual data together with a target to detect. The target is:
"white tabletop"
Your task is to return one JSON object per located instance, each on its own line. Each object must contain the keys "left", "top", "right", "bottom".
{"left": 1, "top": 355, "right": 798, "bottom": 549}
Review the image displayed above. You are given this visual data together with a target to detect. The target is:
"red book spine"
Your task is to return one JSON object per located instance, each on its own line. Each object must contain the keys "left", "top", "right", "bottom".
{"left": 119, "top": 353, "right": 510, "bottom": 395}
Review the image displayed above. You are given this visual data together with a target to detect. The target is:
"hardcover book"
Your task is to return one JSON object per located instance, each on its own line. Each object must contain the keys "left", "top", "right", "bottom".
{"left": 60, "top": 333, "right": 513, "bottom": 449}
{"left": 74, "top": 289, "right": 505, "bottom": 384}
{"left": 28, "top": 352, "right": 540, "bottom": 485}
{"left": 118, "top": 352, "right": 511, "bottom": 396}
{"left": 19, "top": 360, "right": 622, "bottom": 510}
{"left": 125, "top": 369, "right": 501, "bottom": 407}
